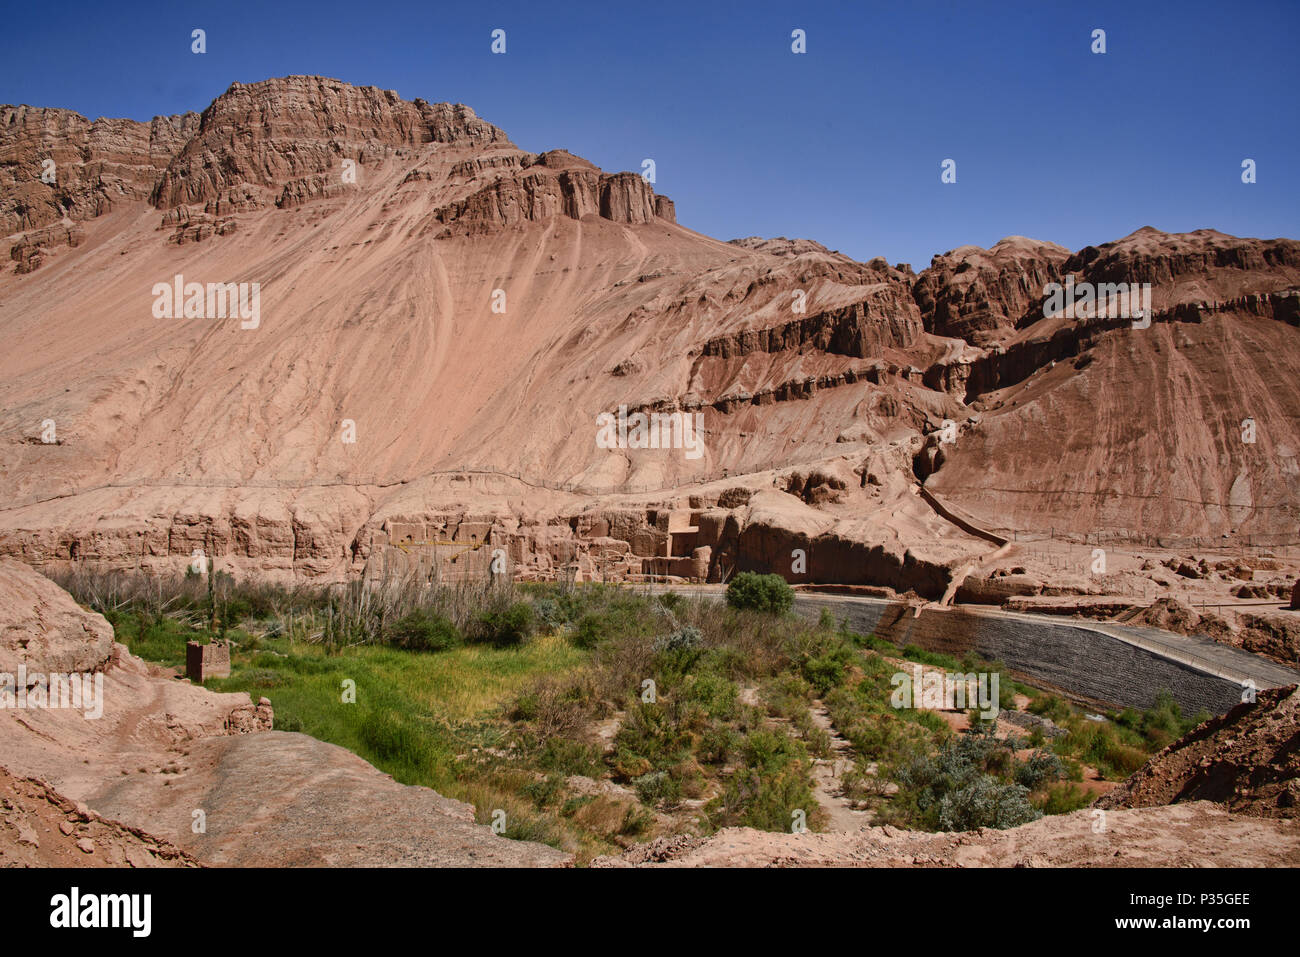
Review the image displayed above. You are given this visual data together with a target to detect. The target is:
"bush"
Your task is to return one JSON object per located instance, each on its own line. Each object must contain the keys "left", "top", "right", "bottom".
{"left": 653, "top": 625, "right": 703, "bottom": 654}
{"left": 680, "top": 672, "right": 739, "bottom": 720}
{"left": 1028, "top": 691, "right": 1071, "bottom": 724}
{"left": 696, "top": 726, "right": 738, "bottom": 764}
{"left": 567, "top": 596, "right": 659, "bottom": 650}
{"left": 571, "top": 614, "right": 606, "bottom": 650}
{"left": 531, "top": 598, "right": 566, "bottom": 630}
{"left": 706, "top": 730, "right": 817, "bottom": 832}
{"left": 538, "top": 738, "right": 602, "bottom": 777}
{"left": 938, "top": 777, "right": 1040, "bottom": 831}
{"left": 1014, "top": 750, "right": 1067, "bottom": 791}
{"left": 633, "top": 770, "right": 681, "bottom": 806}
{"left": 473, "top": 602, "right": 535, "bottom": 647}
{"left": 800, "top": 647, "right": 853, "bottom": 695}
{"left": 726, "top": 572, "right": 794, "bottom": 615}
{"left": 385, "top": 610, "right": 462, "bottom": 652}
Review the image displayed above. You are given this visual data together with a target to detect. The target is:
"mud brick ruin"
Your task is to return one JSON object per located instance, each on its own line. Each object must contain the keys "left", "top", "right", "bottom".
{"left": 186, "top": 640, "right": 231, "bottom": 683}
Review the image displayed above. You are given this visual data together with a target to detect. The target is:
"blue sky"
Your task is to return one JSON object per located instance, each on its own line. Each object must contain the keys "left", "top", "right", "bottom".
{"left": 4, "top": 0, "right": 1296, "bottom": 267}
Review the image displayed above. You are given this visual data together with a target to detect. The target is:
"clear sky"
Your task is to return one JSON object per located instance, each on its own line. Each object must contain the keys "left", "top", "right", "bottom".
{"left": 3, "top": 0, "right": 1296, "bottom": 268}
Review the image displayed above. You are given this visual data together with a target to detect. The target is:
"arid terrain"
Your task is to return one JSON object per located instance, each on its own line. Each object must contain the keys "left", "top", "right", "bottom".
{"left": 2, "top": 75, "right": 1299, "bottom": 868}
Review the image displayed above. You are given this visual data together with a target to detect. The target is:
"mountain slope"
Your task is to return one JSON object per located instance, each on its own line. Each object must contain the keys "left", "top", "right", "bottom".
{"left": 1, "top": 76, "right": 1297, "bottom": 587}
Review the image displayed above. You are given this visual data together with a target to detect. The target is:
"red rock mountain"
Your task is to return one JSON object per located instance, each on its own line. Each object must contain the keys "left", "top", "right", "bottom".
{"left": 1, "top": 76, "right": 1297, "bottom": 591}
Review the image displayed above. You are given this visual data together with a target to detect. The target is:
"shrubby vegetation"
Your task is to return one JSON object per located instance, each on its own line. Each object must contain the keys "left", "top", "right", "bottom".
{"left": 53, "top": 564, "right": 1196, "bottom": 862}
{"left": 891, "top": 731, "right": 1049, "bottom": 830}
{"left": 725, "top": 571, "right": 794, "bottom": 615}
{"left": 1028, "top": 688, "right": 1207, "bottom": 779}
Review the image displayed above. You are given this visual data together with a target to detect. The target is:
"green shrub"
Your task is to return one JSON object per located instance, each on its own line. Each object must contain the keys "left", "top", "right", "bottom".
{"left": 697, "top": 726, "right": 738, "bottom": 764}
{"left": 657, "top": 592, "right": 684, "bottom": 613}
{"left": 612, "top": 700, "right": 695, "bottom": 777}
{"left": 385, "top": 610, "right": 462, "bottom": 652}
{"left": 538, "top": 738, "right": 603, "bottom": 777}
{"left": 571, "top": 614, "right": 606, "bottom": 650}
{"left": 1036, "top": 782, "right": 1094, "bottom": 815}
{"left": 522, "top": 773, "right": 564, "bottom": 809}
{"left": 938, "top": 777, "right": 1040, "bottom": 830}
{"left": 680, "top": 672, "right": 739, "bottom": 720}
{"left": 1028, "top": 691, "right": 1071, "bottom": 724}
{"left": 633, "top": 769, "right": 681, "bottom": 806}
{"left": 726, "top": 572, "right": 794, "bottom": 615}
{"left": 473, "top": 602, "right": 535, "bottom": 647}
{"left": 800, "top": 647, "right": 852, "bottom": 695}
{"left": 653, "top": 625, "right": 703, "bottom": 653}
{"left": 894, "top": 733, "right": 1028, "bottom": 829}
{"left": 532, "top": 598, "right": 566, "bottom": 630}
{"left": 706, "top": 730, "right": 817, "bottom": 832}
{"left": 1014, "top": 750, "right": 1067, "bottom": 791}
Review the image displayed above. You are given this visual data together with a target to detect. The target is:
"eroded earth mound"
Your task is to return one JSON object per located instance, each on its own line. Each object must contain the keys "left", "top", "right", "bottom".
{"left": 1096, "top": 684, "right": 1300, "bottom": 817}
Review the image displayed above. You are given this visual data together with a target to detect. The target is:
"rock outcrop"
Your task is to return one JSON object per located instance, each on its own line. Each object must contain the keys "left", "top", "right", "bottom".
{"left": 0, "top": 557, "right": 113, "bottom": 674}
{"left": 913, "top": 236, "right": 1071, "bottom": 344}
{"left": 433, "top": 152, "right": 667, "bottom": 233}
{"left": 0, "top": 765, "right": 199, "bottom": 868}
{"left": 0, "top": 106, "right": 198, "bottom": 235}
{"left": 0, "top": 106, "right": 197, "bottom": 266}
{"left": 151, "top": 76, "right": 508, "bottom": 212}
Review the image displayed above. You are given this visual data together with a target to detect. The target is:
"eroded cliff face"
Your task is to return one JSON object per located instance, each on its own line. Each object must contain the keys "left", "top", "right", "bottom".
{"left": 700, "top": 287, "right": 922, "bottom": 360}
{"left": 0, "top": 105, "right": 198, "bottom": 263}
{"left": 1062, "top": 227, "right": 1300, "bottom": 296}
{"left": 912, "top": 236, "right": 1071, "bottom": 345}
{"left": 0, "top": 106, "right": 198, "bottom": 232}
{"left": 143, "top": 79, "right": 674, "bottom": 234}
{"left": 432, "top": 151, "right": 665, "bottom": 233}
{"left": 150, "top": 76, "right": 509, "bottom": 212}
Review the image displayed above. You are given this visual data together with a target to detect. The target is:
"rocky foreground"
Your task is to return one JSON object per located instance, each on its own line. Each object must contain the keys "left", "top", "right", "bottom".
{"left": 1097, "top": 684, "right": 1300, "bottom": 817}
{"left": 595, "top": 803, "right": 1300, "bottom": 868}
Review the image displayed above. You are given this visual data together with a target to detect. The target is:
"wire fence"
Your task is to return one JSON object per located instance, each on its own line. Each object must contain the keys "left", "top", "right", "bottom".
{"left": 1003, "top": 527, "right": 1300, "bottom": 556}
{"left": 3, "top": 455, "right": 842, "bottom": 512}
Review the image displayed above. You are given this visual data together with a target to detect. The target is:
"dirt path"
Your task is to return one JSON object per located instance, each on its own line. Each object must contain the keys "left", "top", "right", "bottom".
{"left": 807, "top": 701, "right": 873, "bottom": 833}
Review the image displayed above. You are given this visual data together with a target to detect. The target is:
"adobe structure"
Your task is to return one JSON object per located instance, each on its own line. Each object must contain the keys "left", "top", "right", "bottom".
{"left": 186, "top": 640, "right": 231, "bottom": 683}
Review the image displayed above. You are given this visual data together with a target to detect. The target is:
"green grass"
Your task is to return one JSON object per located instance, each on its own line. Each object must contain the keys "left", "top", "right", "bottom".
{"left": 212, "top": 633, "right": 592, "bottom": 849}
